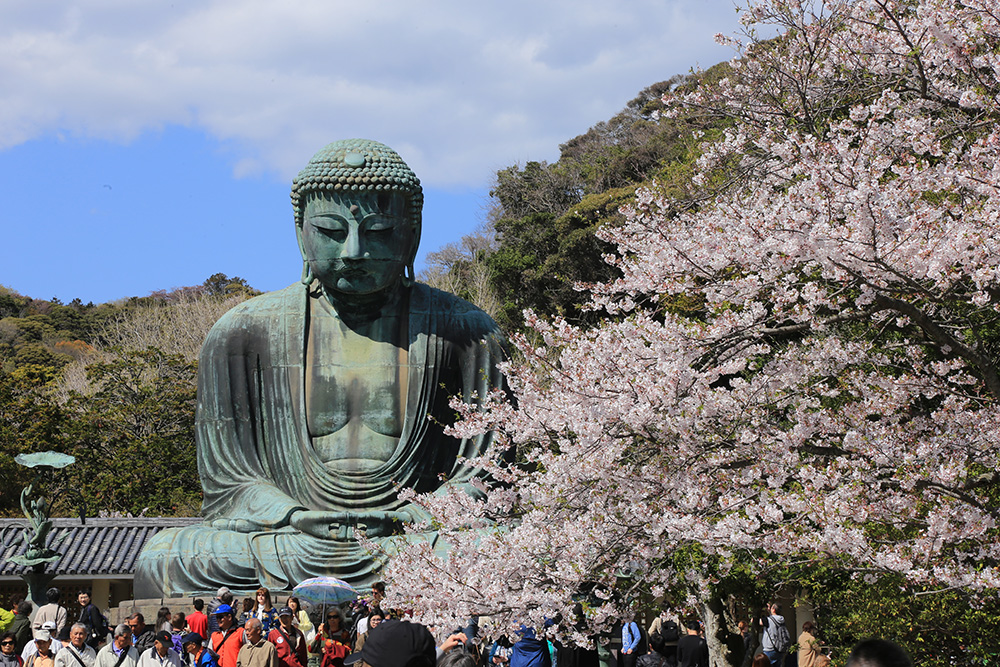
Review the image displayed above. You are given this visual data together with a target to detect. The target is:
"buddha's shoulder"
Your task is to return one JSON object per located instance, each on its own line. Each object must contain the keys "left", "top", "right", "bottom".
{"left": 413, "top": 283, "right": 504, "bottom": 338}
{"left": 208, "top": 284, "right": 305, "bottom": 330}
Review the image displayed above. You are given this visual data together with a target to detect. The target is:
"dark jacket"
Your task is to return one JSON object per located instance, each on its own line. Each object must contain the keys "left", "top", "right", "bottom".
{"left": 10, "top": 615, "right": 32, "bottom": 654}
{"left": 78, "top": 604, "right": 105, "bottom": 648}
{"left": 133, "top": 629, "right": 156, "bottom": 656}
{"left": 676, "top": 635, "right": 708, "bottom": 667}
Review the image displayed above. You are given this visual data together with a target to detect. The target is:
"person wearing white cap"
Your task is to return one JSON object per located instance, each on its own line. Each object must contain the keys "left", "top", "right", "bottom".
{"left": 22, "top": 624, "right": 62, "bottom": 663}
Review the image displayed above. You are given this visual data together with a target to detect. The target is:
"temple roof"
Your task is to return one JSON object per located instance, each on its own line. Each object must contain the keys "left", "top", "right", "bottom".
{"left": 0, "top": 517, "right": 200, "bottom": 579}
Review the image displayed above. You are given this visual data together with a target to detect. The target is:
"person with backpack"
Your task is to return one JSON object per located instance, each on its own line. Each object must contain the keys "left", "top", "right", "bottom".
{"left": 267, "top": 609, "right": 305, "bottom": 667}
{"left": 33, "top": 590, "right": 67, "bottom": 641}
{"left": 95, "top": 625, "right": 138, "bottom": 667}
{"left": 76, "top": 594, "right": 107, "bottom": 650}
{"left": 760, "top": 605, "right": 790, "bottom": 667}
{"left": 620, "top": 619, "right": 644, "bottom": 667}
{"left": 210, "top": 606, "right": 244, "bottom": 667}
{"left": 647, "top": 613, "right": 679, "bottom": 667}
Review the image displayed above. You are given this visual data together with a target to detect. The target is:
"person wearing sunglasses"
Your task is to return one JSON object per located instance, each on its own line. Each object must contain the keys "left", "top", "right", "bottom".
{"left": 308, "top": 611, "right": 349, "bottom": 667}
{"left": 1, "top": 632, "right": 22, "bottom": 667}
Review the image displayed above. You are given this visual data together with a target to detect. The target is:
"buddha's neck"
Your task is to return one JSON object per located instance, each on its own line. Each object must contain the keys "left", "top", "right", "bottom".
{"left": 320, "top": 283, "right": 407, "bottom": 325}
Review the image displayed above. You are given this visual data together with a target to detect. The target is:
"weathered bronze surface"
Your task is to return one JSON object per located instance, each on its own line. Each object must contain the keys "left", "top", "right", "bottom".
{"left": 10, "top": 451, "right": 80, "bottom": 606}
{"left": 134, "top": 140, "right": 505, "bottom": 596}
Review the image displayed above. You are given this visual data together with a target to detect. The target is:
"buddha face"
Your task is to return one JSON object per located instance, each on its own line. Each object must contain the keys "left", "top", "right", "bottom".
{"left": 300, "top": 191, "right": 414, "bottom": 297}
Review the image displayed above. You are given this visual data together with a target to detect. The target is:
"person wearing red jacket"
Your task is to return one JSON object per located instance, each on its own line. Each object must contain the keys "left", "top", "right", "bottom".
{"left": 266, "top": 610, "right": 305, "bottom": 667}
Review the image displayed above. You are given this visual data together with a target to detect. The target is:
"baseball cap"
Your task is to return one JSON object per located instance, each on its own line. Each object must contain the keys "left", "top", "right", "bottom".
{"left": 344, "top": 620, "right": 435, "bottom": 667}
{"left": 33, "top": 629, "right": 52, "bottom": 642}
{"left": 155, "top": 631, "right": 173, "bottom": 646}
{"left": 41, "top": 621, "right": 56, "bottom": 631}
{"left": 182, "top": 632, "right": 204, "bottom": 647}
{"left": 213, "top": 604, "right": 234, "bottom": 616}
{"left": 217, "top": 587, "right": 231, "bottom": 597}
{"left": 278, "top": 607, "right": 293, "bottom": 617}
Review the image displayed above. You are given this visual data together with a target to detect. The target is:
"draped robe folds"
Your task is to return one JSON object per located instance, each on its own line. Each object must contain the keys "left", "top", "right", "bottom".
{"left": 134, "top": 282, "right": 506, "bottom": 596}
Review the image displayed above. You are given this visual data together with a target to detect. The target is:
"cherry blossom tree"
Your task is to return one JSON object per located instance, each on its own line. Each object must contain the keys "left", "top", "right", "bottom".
{"left": 381, "top": 0, "right": 1000, "bottom": 660}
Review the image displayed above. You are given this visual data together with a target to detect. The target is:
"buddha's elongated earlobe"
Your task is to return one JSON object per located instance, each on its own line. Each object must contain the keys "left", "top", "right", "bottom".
{"left": 301, "top": 261, "right": 314, "bottom": 286}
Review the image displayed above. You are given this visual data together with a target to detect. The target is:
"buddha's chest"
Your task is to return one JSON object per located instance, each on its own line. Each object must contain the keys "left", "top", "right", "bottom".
{"left": 304, "top": 300, "right": 412, "bottom": 471}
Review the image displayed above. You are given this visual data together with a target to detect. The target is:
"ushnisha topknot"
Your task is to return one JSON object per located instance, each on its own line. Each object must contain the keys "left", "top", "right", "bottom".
{"left": 291, "top": 138, "right": 423, "bottom": 228}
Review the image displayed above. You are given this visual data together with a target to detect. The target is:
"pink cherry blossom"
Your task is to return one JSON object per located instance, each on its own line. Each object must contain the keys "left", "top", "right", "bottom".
{"left": 378, "top": 0, "right": 1000, "bottom": 646}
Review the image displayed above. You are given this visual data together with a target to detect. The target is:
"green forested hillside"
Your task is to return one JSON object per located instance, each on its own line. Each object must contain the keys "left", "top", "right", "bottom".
{"left": 0, "top": 273, "right": 256, "bottom": 518}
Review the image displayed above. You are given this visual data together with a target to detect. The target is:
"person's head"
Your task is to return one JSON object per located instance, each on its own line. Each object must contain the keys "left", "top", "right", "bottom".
{"left": 172, "top": 613, "right": 186, "bottom": 631}
{"left": 129, "top": 613, "right": 147, "bottom": 634}
{"left": 17, "top": 601, "right": 32, "bottom": 617}
{"left": 216, "top": 587, "right": 230, "bottom": 600}
{"left": 255, "top": 588, "right": 272, "bottom": 610}
{"left": 738, "top": 620, "right": 748, "bottom": 633}
{"left": 752, "top": 655, "right": 772, "bottom": 667}
{"left": 221, "top": 591, "right": 234, "bottom": 605}
{"left": 33, "top": 629, "right": 52, "bottom": 654}
{"left": 292, "top": 140, "right": 423, "bottom": 298}
{"left": 193, "top": 599, "right": 205, "bottom": 612}
{"left": 802, "top": 621, "right": 815, "bottom": 635}
{"left": 214, "top": 604, "right": 235, "bottom": 631}
{"left": 846, "top": 639, "right": 912, "bottom": 667}
{"left": 344, "top": 619, "right": 435, "bottom": 667}
{"left": 438, "top": 650, "right": 476, "bottom": 667}
{"left": 242, "top": 598, "right": 254, "bottom": 613}
{"left": 769, "top": 603, "right": 782, "bottom": 616}
{"left": 113, "top": 625, "right": 132, "bottom": 651}
{"left": 684, "top": 619, "right": 700, "bottom": 635}
{"left": 45, "top": 588, "right": 60, "bottom": 605}
{"left": 244, "top": 618, "right": 263, "bottom": 644}
{"left": 277, "top": 607, "right": 294, "bottom": 629}
{"left": 70, "top": 623, "right": 88, "bottom": 649}
{"left": 325, "top": 608, "right": 343, "bottom": 631}
{"left": 369, "top": 609, "right": 384, "bottom": 630}
{"left": 77, "top": 591, "right": 90, "bottom": 607}
{"left": 156, "top": 607, "right": 171, "bottom": 626}
{"left": 182, "top": 633, "right": 203, "bottom": 655}
{"left": 286, "top": 596, "right": 300, "bottom": 614}
{"left": 1, "top": 632, "right": 16, "bottom": 655}
{"left": 154, "top": 631, "right": 172, "bottom": 656}
{"left": 373, "top": 582, "right": 386, "bottom": 600}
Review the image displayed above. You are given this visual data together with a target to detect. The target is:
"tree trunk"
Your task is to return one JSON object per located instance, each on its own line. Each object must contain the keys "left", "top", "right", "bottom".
{"left": 700, "top": 596, "right": 742, "bottom": 667}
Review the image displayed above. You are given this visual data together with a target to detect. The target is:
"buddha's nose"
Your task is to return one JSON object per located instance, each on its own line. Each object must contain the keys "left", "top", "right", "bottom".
{"left": 343, "top": 228, "right": 366, "bottom": 260}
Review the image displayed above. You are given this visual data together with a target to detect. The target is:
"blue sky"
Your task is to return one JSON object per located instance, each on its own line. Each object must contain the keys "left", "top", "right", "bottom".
{"left": 0, "top": 0, "right": 743, "bottom": 304}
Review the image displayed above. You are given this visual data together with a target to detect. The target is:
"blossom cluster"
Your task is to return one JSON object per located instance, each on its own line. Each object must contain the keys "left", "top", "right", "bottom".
{"left": 381, "top": 0, "right": 1000, "bottom": 641}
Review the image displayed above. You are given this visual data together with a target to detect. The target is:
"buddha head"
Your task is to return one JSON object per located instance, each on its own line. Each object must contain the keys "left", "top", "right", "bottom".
{"left": 292, "top": 139, "right": 423, "bottom": 298}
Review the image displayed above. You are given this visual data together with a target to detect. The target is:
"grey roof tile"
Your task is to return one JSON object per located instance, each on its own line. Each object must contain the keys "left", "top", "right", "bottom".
{"left": 0, "top": 517, "right": 200, "bottom": 577}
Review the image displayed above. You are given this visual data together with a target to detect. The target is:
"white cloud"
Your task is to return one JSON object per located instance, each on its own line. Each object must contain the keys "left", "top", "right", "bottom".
{"left": 0, "top": 0, "right": 742, "bottom": 187}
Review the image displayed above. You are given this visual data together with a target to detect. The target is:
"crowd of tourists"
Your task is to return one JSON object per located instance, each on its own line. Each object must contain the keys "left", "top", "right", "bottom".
{"left": 0, "top": 588, "right": 911, "bottom": 667}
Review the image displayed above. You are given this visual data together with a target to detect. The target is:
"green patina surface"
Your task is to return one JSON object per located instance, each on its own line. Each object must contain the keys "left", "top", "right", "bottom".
{"left": 135, "top": 140, "right": 506, "bottom": 596}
